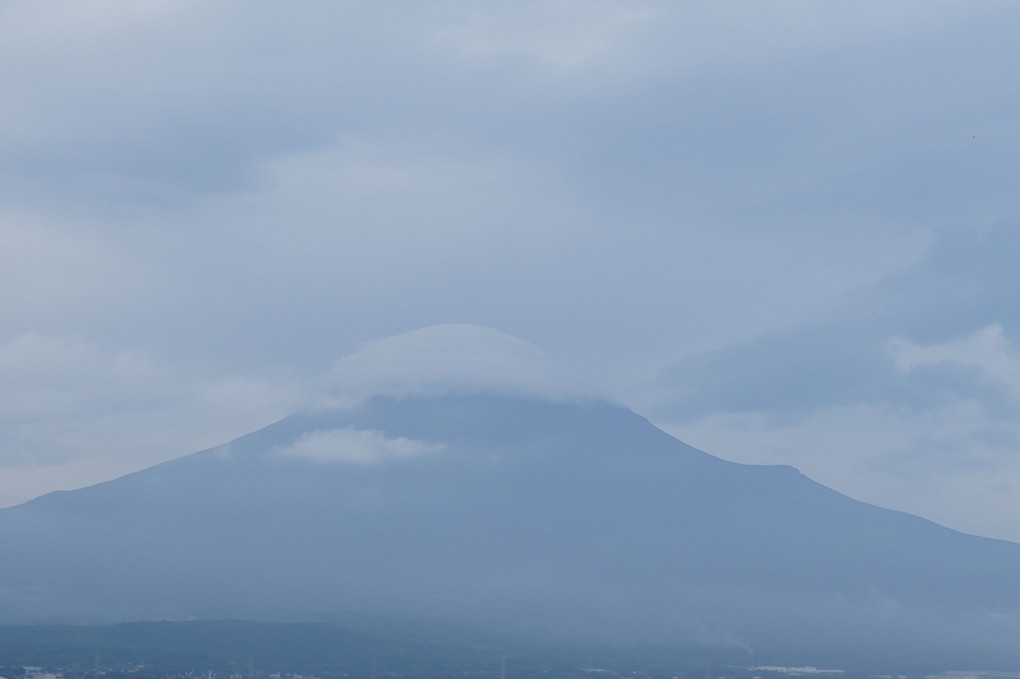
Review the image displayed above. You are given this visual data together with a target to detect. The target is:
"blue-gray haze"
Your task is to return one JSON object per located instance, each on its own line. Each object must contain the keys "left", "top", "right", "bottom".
{"left": 3, "top": 3, "right": 1020, "bottom": 548}
{"left": 4, "top": 385, "right": 1020, "bottom": 665}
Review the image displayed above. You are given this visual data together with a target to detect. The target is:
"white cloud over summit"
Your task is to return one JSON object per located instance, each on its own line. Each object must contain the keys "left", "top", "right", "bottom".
{"left": 321, "top": 324, "right": 602, "bottom": 406}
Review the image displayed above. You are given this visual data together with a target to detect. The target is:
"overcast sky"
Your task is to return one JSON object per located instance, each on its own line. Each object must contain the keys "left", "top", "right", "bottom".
{"left": 3, "top": 1, "right": 1020, "bottom": 542}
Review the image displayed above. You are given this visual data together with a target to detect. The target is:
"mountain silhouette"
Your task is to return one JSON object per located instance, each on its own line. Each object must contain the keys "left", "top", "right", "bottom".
{"left": 2, "top": 326, "right": 1019, "bottom": 665}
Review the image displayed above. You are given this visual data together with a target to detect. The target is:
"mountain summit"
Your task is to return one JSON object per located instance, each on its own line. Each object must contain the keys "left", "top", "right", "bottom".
{"left": 2, "top": 326, "right": 1020, "bottom": 665}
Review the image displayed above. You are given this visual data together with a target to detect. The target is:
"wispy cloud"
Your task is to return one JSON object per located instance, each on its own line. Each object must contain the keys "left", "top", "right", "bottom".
{"left": 271, "top": 427, "right": 445, "bottom": 465}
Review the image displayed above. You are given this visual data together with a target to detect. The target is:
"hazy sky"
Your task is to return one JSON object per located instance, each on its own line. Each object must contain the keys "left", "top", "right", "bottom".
{"left": 3, "top": 1, "right": 1020, "bottom": 542}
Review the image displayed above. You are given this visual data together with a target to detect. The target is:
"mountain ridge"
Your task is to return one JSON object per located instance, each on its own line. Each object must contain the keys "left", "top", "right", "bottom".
{"left": 2, "top": 329, "right": 1020, "bottom": 664}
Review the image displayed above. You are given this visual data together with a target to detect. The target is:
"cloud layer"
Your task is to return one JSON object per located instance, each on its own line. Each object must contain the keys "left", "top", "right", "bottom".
{"left": 2, "top": 1, "right": 1020, "bottom": 541}
{"left": 0, "top": 333, "right": 301, "bottom": 507}
{"left": 322, "top": 324, "right": 601, "bottom": 405}
{"left": 656, "top": 223, "right": 1020, "bottom": 539}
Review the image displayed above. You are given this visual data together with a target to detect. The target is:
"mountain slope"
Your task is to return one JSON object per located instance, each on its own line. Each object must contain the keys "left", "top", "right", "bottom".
{"left": 2, "top": 326, "right": 1020, "bottom": 664}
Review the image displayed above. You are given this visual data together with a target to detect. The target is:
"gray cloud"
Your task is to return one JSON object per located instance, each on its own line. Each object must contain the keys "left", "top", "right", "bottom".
{"left": 868, "top": 424, "right": 1020, "bottom": 483}
{"left": 656, "top": 223, "right": 1020, "bottom": 540}
{"left": 3, "top": 1, "right": 1020, "bottom": 541}
{"left": 884, "top": 222, "right": 1020, "bottom": 343}
{"left": 655, "top": 221, "right": 1020, "bottom": 423}
{"left": 0, "top": 333, "right": 301, "bottom": 506}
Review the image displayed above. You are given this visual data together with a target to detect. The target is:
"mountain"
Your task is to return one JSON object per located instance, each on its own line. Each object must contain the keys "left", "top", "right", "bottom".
{"left": 2, "top": 325, "right": 1020, "bottom": 666}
